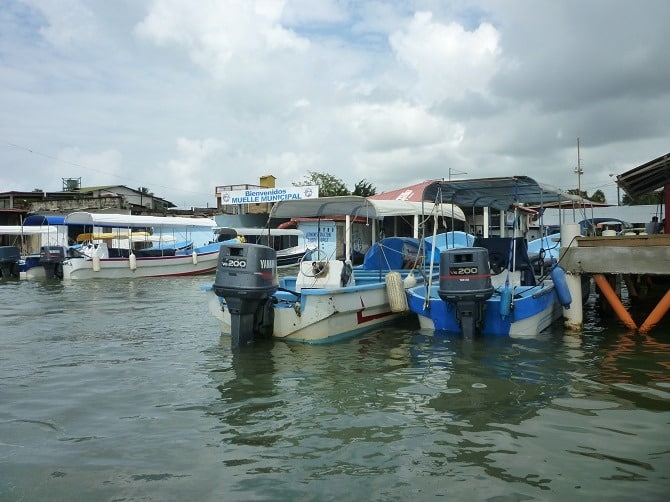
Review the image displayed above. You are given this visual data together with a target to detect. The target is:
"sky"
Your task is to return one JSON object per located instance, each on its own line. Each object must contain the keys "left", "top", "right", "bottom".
{"left": 1, "top": 0, "right": 669, "bottom": 209}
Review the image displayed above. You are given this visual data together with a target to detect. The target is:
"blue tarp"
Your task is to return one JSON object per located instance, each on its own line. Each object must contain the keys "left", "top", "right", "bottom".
{"left": 361, "top": 237, "right": 438, "bottom": 271}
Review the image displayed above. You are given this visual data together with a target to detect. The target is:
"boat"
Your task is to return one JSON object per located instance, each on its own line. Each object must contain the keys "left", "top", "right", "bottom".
{"left": 213, "top": 227, "right": 315, "bottom": 267}
{"left": 405, "top": 176, "right": 577, "bottom": 337}
{"left": 0, "top": 244, "right": 21, "bottom": 279}
{"left": 56, "top": 212, "right": 220, "bottom": 279}
{"left": 206, "top": 196, "right": 465, "bottom": 347}
{"left": 2, "top": 218, "right": 69, "bottom": 279}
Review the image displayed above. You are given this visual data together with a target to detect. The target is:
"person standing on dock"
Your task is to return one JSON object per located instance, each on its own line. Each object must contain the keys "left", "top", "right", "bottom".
{"left": 645, "top": 216, "right": 660, "bottom": 234}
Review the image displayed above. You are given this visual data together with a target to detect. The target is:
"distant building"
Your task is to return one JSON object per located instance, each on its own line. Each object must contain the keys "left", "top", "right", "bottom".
{"left": 0, "top": 185, "right": 177, "bottom": 225}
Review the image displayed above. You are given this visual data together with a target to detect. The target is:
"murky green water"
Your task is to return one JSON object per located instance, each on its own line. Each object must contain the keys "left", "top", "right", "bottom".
{"left": 1, "top": 277, "right": 668, "bottom": 500}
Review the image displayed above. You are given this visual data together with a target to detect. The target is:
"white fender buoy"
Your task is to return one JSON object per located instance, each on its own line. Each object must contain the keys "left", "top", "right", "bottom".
{"left": 192, "top": 250, "right": 198, "bottom": 265}
{"left": 403, "top": 270, "right": 417, "bottom": 289}
{"left": 92, "top": 253, "right": 101, "bottom": 272}
{"left": 386, "top": 271, "right": 408, "bottom": 313}
{"left": 129, "top": 252, "right": 137, "bottom": 271}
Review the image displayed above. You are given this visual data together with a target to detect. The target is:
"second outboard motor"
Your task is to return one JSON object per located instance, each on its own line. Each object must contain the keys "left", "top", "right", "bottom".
{"left": 213, "top": 243, "right": 278, "bottom": 348}
{"left": 40, "top": 246, "right": 66, "bottom": 280}
{"left": 0, "top": 246, "right": 21, "bottom": 279}
{"left": 438, "top": 247, "right": 494, "bottom": 338}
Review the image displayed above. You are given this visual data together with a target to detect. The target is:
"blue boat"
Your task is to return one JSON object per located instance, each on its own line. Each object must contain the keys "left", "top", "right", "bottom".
{"left": 406, "top": 176, "right": 576, "bottom": 337}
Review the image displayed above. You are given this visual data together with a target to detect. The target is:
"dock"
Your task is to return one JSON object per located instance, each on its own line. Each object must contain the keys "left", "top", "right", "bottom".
{"left": 559, "top": 233, "right": 670, "bottom": 332}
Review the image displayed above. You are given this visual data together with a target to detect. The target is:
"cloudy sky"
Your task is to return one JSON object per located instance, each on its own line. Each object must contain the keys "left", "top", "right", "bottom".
{"left": 1, "top": 0, "right": 668, "bottom": 208}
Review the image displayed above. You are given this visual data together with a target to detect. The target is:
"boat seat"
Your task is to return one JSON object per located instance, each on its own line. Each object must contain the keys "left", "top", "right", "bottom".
{"left": 295, "top": 259, "right": 355, "bottom": 292}
{"left": 473, "top": 237, "right": 536, "bottom": 286}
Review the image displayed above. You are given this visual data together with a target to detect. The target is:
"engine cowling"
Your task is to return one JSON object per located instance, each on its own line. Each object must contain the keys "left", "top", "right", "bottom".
{"left": 438, "top": 247, "right": 494, "bottom": 337}
{"left": 213, "top": 243, "right": 278, "bottom": 348}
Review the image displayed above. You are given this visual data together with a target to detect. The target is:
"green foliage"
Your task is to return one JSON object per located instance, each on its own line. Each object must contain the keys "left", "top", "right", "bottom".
{"left": 567, "top": 188, "right": 607, "bottom": 203}
{"left": 589, "top": 189, "right": 606, "bottom": 203}
{"left": 293, "top": 171, "right": 350, "bottom": 196}
{"left": 352, "top": 179, "right": 377, "bottom": 197}
{"left": 620, "top": 191, "right": 663, "bottom": 206}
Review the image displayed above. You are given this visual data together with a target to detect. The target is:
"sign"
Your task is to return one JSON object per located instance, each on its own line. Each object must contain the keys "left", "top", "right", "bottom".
{"left": 219, "top": 186, "right": 319, "bottom": 205}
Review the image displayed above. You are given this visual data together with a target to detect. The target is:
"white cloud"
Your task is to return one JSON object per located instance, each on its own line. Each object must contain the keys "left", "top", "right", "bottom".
{"left": 2, "top": 0, "right": 669, "bottom": 208}
{"left": 390, "top": 11, "right": 501, "bottom": 103}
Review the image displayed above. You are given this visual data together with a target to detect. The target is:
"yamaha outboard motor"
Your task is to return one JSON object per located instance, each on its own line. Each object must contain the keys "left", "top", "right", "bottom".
{"left": 213, "top": 243, "right": 278, "bottom": 348}
{"left": 0, "top": 246, "right": 21, "bottom": 279}
{"left": 438, "top": 247, "right": 494, "bottom": 338}
{"left": 39, "top": 246, "right": 66, "bottom": 280}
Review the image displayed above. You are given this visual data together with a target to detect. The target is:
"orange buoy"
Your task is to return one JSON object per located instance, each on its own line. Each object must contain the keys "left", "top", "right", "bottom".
{"left": 639, "top": 288, "right": 670, "bottom": 333}
{"left": 593, "top": 274, "right": 637, "bottom": 330}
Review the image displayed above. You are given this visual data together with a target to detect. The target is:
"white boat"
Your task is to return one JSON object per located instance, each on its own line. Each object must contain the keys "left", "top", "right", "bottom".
{"left": 59, "top": 212, "right": 220, "bottom": 279}
{"left": 213, "top": 227, "right": 315, "bottom": 267}
{"left": 206, "top": 196, "right": 465, "bottom": 346}
{"left": 406, "top": 176, "right": 576, "bottom": 337}
{"left": 1, "top": 219, "right": 68, "bottom": 279}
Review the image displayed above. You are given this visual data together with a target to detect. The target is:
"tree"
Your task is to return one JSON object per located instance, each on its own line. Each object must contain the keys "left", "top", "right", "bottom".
{"left": 138, "top": 186, "right": 152, "bottom": 195}
{"left": 621, "top": 190, "right": 663, "bottom": 206}
{"left": 589, "top": 189, "right": 606, "bottom": 204}
{"left": 352, "top": 179, "right": 377, "bottom": 197}
{"left": 567, "top": 188, "right": 606, "bottom": 203}
{"left": 293, "top": 171, "right": 350, "bottom": 196}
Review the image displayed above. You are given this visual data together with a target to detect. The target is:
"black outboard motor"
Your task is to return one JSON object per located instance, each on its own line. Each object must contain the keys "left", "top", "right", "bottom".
{"left": 438, "top": 247, "right": 494, "bottom": 338}
{"left": 0, "top": 246, "right": 21, "bottom": 279}
{"left": 39, "top": 246, "right": 66, "bottom": 280}
{"left": 213, "top": 243, "right": 278, "bottom": 348}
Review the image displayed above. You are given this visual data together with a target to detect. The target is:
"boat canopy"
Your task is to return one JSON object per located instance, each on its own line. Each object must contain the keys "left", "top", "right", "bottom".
{"left": 421, "top": 176, "right": 583, "bottom": 211}
{"left": 268, "top": 196, "right": 465, "bottom": 221}
{"left": 23, "top": 215, "right": 67, "bottom": 226}
{"left": 0, "top": 225, "right": 60, "bottom": 235}
{"left": 64, "top": 212, "right": 217, "bottom": 229}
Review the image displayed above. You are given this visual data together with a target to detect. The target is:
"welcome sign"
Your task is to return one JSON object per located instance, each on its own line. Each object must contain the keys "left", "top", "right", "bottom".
{"left": 219, "top": 186, "right": 319, "bottom": 205}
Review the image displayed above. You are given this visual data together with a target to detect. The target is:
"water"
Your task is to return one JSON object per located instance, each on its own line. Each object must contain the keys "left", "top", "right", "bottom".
{"left": 1, "top": 277, "right": 669, "bottom": 501}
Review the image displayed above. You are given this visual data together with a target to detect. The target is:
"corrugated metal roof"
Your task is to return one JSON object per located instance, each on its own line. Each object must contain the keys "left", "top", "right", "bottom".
{"left": 616, "top": 152, "right": 670, "bottom": 197}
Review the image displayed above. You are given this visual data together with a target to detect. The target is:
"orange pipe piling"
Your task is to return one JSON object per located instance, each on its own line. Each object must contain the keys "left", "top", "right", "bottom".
{"left": 593, "top": 274, "right": 637, "bottom": 330}
{"left": 639, "top": 288, "right": 670, "bottom": 333}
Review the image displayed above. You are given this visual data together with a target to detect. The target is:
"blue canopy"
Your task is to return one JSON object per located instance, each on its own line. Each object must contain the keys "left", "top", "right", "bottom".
{"left": 23, "top": 215, "right": 66, "bottom": 226}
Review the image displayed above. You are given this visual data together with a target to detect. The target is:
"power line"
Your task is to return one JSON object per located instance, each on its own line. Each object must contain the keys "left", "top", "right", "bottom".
{"left": 3, "top": 140, "right": 214, "bottom": 199}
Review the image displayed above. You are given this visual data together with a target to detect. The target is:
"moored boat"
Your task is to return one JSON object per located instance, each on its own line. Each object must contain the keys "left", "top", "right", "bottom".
{"left": 406, "top": 176, "right": 577, "bottom": 337}
{"left": 59, "top": 212, "right": 220, "bottom": 279}
{"left": 206, "top": 195, "right": 465, "bottom": 347}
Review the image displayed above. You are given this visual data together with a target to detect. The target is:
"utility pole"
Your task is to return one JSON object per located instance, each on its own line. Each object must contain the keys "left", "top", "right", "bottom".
{"left": 574, "top": 138, "right": 583, "bottom": 201}
{"left": 609, "top": 173, "right": 621, "bottom": 206}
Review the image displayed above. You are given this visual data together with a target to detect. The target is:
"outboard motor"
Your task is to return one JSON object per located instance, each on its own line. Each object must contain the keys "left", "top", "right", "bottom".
{"left": 0, "top": 246, "right": 21, "bottom": 279}
{"left": 438, "top": 247, "right": 494, "bottom": 338}
{"left": 39, "top": 246, "right": 66, "bottom": 280}
{"left": 213, "top": 243, "right": 278, "bottom": 348}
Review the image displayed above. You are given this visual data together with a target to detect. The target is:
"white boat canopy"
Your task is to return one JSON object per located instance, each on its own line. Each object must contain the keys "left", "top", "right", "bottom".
{"left": 0, "top": 225, "right": 60, "bottom": 235}
{"left": 64, "top": 212, "right": 217, "bottom": 228}
{"left": 268, "top": 196, "right": 465, "bottom": 221}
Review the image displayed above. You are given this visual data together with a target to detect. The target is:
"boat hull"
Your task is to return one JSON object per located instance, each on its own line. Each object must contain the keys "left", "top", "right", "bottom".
{"left": 208, "top": 279, "right": 410, "bottom": 344}
{"left": 62, "top": 251, "right": 219, "bottom": 279}
{"left": 407, "top": 283, "right": 561, "bottom": 337}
